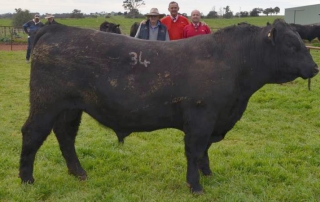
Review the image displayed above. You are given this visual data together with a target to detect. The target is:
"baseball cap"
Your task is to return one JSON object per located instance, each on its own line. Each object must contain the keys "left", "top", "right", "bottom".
{"left": 34, "top": 14, "right": 40, "bottom": 18}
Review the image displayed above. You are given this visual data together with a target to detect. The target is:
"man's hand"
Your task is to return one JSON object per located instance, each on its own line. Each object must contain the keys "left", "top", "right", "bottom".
{"left": 140, "top": 20, "right": 147, "bottom": 25}
{"left": 201, "top": 21, "right": 207, "bottom": 26}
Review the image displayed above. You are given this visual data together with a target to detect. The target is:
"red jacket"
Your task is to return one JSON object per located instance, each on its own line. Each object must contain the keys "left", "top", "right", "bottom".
{"left": 161, "top": 15, "right": 189, "bottom": 40}
{"left": 183, "top": 23, "right": 211, "bottom": 38}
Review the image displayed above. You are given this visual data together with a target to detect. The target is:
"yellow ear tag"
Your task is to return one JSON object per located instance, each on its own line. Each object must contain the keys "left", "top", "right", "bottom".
{"left": 268, "top": 32, "right": 271, "bottom": 38}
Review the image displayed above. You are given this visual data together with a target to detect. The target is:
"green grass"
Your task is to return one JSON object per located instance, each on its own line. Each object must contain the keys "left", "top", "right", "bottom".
{"left": 3, "top": 15, "right": 319, "bottom": 44}
{"left": 1, "top": 16, "right": 283, "bottom": 41}
{"left": 1, "top": 21, "right": 320, "bottom": 201}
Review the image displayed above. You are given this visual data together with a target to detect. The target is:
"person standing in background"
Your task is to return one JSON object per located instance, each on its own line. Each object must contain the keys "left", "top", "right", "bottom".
{"left": 44, "top": 14, "right": 58, "bottom": 25}
{"left": 23, "top": 14, "right": 44, "bottom": 63}
{"left": 160, "top": 1, "right": 189, "bottom": 40}
{"left": 135, "top": 8, "right": 170, "bottom": 41}
{"left": 183, "top": 10, "right": 211, "bottom": 38}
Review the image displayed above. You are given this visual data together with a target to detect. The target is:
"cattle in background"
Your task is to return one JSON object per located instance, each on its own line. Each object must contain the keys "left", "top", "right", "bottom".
{"left": 267, "top": 22, "right": 320, "bottom": 42}
{"left": 99, "top": 21, "right": 121, "bottom": 34}
{"left": 130, "top": 22, "right": 139, "bottom": 37}
{"left": 289, "top": 24, "right": 320, "bottom": 42}
{"left": 19, "top": 19, "right": 318, "bottom": 194}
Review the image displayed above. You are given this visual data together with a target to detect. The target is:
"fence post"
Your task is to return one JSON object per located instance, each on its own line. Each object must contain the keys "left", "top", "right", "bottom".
{"left": 10, "top": 27, "right": 13, "bottom": 51}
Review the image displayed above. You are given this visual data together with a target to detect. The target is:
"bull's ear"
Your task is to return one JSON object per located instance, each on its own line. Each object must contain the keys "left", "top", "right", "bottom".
{"left": 267, "top": 27, "right": 277, "bottom": 46}
{"left": 116, "top": 24, "right": 120, "bottom": 27}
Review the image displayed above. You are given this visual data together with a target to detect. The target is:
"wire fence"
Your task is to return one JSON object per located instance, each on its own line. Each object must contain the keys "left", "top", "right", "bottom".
{"left": 0, "top": 26, "right": 26, "bottom": 50}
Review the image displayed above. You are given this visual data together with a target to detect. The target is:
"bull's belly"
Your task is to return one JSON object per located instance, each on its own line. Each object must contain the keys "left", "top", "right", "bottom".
{"left": 83, "top": 102, "right": 183, "bottom": 132}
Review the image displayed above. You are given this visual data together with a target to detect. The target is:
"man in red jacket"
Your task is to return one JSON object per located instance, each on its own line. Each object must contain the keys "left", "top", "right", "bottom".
{"left": 183, "top": 10, "right": 211, "bottom": 38}
{"left": 160, "top": 1, "right": 189, "bottom": 40}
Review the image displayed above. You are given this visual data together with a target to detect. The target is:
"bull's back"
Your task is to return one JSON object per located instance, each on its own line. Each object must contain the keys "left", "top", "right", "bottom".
{"left": 33, "top": 26, "right": 200, "bottom": 99}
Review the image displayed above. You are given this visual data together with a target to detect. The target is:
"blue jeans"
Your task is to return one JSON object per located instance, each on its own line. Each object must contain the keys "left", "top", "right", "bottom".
{"left": 26, "top": 37, "right": 31, "bottom": 60}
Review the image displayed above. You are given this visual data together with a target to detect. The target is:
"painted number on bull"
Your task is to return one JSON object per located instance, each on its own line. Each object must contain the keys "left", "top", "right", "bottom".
{"left": 129, "top": 51, "right": 150, "bottom": 67}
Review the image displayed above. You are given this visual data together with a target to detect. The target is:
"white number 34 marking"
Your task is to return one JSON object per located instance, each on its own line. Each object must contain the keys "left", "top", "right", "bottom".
{"left": 129, "top": 51, "right": 151, "bottom": 67}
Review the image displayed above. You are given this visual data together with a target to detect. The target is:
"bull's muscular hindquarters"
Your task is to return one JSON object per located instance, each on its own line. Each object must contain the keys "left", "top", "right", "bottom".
{"left": 19, "top": 19, "right": 318, "bottom": 194}
{"left": 53, "top": 110, "right": 87, "bottom": 179}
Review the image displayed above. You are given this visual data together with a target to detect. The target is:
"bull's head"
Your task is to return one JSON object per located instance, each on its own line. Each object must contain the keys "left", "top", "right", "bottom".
{"left": 265, "top": 19, "right": 318, "bottom": 83}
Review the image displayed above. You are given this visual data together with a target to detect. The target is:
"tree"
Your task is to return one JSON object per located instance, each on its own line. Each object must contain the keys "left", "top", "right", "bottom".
{"left": 250, "top": 8, "right": 263, "bottom": 17}
{"left": 11, "top": 8, "right": 33, "bottom": 27}
{"left": 206, "top": 11, "right": 219, "bottom": 18}
{"left": 240, "top": 11, "right": 249, "bottom": 17}
{"left": 125, "top": 8, "right": 144, "bottom": 18}
{"left": 70, "top": 9, "right": 84, "bottom": 18}
{"left": 263, "top": 8, "right": 274, "bottom": 16}
{"left": 122, "top": 0, "right": 145, "bottom": 18}
{"left": 274, "top": 7, "right": 280, "bottom": 15}
{"left": 235, "top": 11, "right": 249, "bottom": 18}
{"left": 223, "top": 6, "right": 233, "bottom": 19}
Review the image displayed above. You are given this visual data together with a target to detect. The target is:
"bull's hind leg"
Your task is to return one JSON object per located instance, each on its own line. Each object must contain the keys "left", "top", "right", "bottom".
{"left": 198, "top": 143, "right": 213, "bottom": 176}
{"left": 20, "top": 114, "right": 55, "bottom": 183}
{"left": 52, "top": 109, "right": 87, "bottom": 180}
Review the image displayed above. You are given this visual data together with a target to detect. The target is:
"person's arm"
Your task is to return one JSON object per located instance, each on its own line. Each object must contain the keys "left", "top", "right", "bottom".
{"left": 140, "top": 20, "right": 147, "bottom": 24}
{"left": 134, "top": 24, "right": 142, "bottom": 38}
{"left": 22, "top": 22, "right": 29, "bottom": 35}
{"left": 206, "top": 25, "right": 211, "bottom": 34}
{"left": 165, "top": 29, "right": 170, "bottom": 41}
{"left": 182, "top": 26, "right": 187, "bottom": 38}
{"left": 200, "top": 21, "right": 207, "bottom": 26}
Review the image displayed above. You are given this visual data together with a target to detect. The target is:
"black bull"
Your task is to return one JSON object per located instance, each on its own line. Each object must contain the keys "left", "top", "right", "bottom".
{"left": 20, "top": 19, "right": 318, "bottom": 193}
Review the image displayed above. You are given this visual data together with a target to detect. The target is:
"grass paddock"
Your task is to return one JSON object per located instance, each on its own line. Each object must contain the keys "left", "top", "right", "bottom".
{"left": 1, "top": 16, "right": 320, "bottom": 201}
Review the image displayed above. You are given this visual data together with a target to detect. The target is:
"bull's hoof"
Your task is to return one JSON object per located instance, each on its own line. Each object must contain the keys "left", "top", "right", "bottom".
{"left": 68, "top": 170, "right": 87, "bottom": 181}
{"left": 77, "top": 174, "right": 87, "bottom": 181}
{"left": 19, "top": 172, "right": 35, "bottom": 184}
{"left": 199, "top": 167, "right": 212, "bottom": 176}
{"left": 20, "top": 176, "right": 35, "bottom": 184}
{"left": 201, "top": 170, "right": 212, "bottom": 176}
{"left": 186, "top": 182, "right": 204, "bottom": 194}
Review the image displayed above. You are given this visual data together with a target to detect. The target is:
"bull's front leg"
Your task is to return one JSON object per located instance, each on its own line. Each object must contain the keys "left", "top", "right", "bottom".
{"left": 183, "top": 113, "right": 214, "bottom": 194}
{"left": 198, "top": 143, "right": 213, "bottom": 176}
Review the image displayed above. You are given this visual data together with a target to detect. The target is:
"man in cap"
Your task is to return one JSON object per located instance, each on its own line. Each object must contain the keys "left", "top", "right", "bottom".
{"left": 44, "top": 14, "right": 58, "bottom": 25}
{"left": 23, "top": 14, "right": 44, "bottom": 63}
{"left": 135, "top": 8, "right": 170, "bottom": 41}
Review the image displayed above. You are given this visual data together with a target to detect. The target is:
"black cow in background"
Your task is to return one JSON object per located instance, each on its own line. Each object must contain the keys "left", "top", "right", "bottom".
{"left": 20, "top": 19, "right": 318, "bottom": 194}
{"left": 289, "top": 24, "right": 320, "bottom": 42}
{"left": 267, "top": 21, "right": 320, "bottom": 42}
{"left": 99, "top": 21, "right": 121, "bottom": 34}
{"left": 130, "top": 22, "right": 139, "bottom": 37}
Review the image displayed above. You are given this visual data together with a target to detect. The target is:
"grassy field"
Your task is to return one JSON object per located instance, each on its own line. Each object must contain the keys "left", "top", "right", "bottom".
{"left": 1, "top": 16, "right": 320, "bottom": 201}
{"left": 1, "top": 16, "right": 284, "bottom": 40}
{"left": 3, "top": 15, "right": 320, "bottom": 46}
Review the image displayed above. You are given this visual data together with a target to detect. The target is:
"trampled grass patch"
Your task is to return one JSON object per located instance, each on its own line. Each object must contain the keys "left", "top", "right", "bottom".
{"left": 1, "top": 51, "right": 320, "bottom": 200}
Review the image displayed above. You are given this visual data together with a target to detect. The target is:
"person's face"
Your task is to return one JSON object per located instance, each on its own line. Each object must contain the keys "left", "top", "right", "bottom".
{"left": 48, "top": 17, "right": 54, "bottom": 22}
{"left": 168, "top": 3, "right": 179, "bottom": 17}
{"left": 149, "top": 15, "right": 159, "bottom": 24}
{"left": 34, "top": 18, "right": 40, "bottom": 23}
{"left": 191, "top": 11, "right": 201, "bottom": 23}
